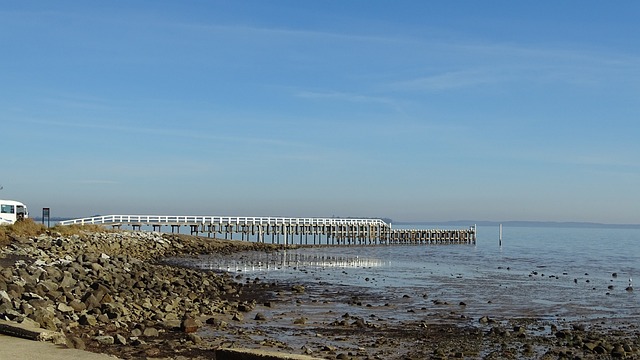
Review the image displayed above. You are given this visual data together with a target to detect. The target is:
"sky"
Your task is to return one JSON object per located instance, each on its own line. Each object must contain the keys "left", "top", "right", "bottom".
{"left": 1, "top": 1, "right": 639, "bottom": 224}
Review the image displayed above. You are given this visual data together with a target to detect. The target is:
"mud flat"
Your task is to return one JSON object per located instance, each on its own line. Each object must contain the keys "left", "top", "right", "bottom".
{"left": 0, "top": 229, "right": 638, "bottom": 359}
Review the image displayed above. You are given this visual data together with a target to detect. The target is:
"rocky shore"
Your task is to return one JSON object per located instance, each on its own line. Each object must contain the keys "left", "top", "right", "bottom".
{"left": 0, "top": 227, "right": 285, "bottom": 358}
{"left": 1, "top": 225, "right": 639, "bottom": 359}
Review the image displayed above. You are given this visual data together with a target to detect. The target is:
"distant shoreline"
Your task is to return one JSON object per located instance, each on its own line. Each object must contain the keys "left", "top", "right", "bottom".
{"left": 394, "top": 220, "right": 640, "bottom": 229}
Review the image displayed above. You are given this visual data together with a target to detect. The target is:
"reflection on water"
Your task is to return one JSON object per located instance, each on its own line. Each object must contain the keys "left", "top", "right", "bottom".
{"left": 169, "top": 225, "right": 640, "bottom": 323}
{"left": 190, "top": 251, "right": 389, "bottom": 273}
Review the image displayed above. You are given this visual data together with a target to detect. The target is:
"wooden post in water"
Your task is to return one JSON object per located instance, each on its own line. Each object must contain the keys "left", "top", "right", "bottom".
{"left": 284, "top": 224, "right": 288, "bottom": 247}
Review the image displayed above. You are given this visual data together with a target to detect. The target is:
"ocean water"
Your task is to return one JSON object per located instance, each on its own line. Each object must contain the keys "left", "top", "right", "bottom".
{"left": 174, "top": 225, "right": 640, "bottom": 324}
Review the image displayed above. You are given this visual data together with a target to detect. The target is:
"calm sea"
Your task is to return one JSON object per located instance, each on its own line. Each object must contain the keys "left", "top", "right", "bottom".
{"left": 173, "top": 225, "right": 640, "bottom": 324}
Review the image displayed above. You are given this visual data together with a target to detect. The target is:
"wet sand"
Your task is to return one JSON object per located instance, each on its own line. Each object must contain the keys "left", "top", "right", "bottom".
{"left": 162, "top": 247, "right": 640, "bottom": 359}
{"left": 182, "top": 273, "right": 640, "bottom": 359}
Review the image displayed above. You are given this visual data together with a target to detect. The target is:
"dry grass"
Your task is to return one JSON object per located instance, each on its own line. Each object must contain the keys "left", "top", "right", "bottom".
{"left": 0, "top": 218, "right": 47, "bottom": 245}
{"left": 50, "top": 223, "right": 112, "bottom": 236}
{"left": 0, "top": 219, "right": 112, "bottom": 246}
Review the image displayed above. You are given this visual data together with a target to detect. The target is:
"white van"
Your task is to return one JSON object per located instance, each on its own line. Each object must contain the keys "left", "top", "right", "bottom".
{"left": 0, "top": 200, "right": 29, "bottom": 225}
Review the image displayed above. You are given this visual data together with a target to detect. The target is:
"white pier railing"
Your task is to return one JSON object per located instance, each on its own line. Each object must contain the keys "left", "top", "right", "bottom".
{"left": 58, "top": 215, "right": 389, "bottom": 227}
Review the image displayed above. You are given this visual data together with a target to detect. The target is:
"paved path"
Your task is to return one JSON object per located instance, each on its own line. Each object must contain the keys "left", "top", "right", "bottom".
{"left": 0, "top": 320, "right": 324, "bottom": 360}
{"left": 0, "top": 320, "right": 117, "bottom": 360}
{"left": 0, "top": 334, "right": 118, "bottom": 360}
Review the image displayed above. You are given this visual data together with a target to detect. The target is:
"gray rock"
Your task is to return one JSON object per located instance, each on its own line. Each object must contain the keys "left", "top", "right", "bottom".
{"left": 90, "top": 263, "right": 103, "bottom": 272}
{"left": 143, "top": 327, "right": 159, "bottom": 337}
{"left": 181, "top": 317, "right": 201, "bottom": 332}
{"left": 60, "top": 273, "right": 76, "bottom": 289}
{"left": 594, "top": 344, "right": 607, "bottom": 354}
{"left": 101, "top": 302, "right": 120, "bottom": 319}
{"left": 237, "top": 302, "right": 254, "bottom": 312}
{"left": 94, "top": 335, "right": 114, "bottom": 345}
{"left": 31, "top": 308, "right": 57, "bottom": 330}
{"left": 0, "top": 290, "right": 11, "bottom": 303}
{"left": 68, "top": 300, "right": 86, "bottom": 312}
{"left": 115, "top": 333, "right": 127, "bottom": 345}
{"left": 79, "top": 314, "right": 97, "bottom": 326}
{"left": 612, "top": 344, "right": 626, "bottom": 357}
{"left": 39, "top": 280, "right": 59, "bottom": 293}
{"left": 205, "top": 317, "right": 226, "bottom": 328}
{"left": 23, "top": 292, "right": 44, "bottom": 301}
{"left": 163, "top": 319, "right": 181, "bottom": 329}
{"left": 584, "top": 341, "right": 599, "bottom": 352}
{"left": 82, "top": 293, "right": 100, "bottom": 310}
{"left": 57, "top": 303, "right": 74, "bottom": 313}
{"left": 89, "top": 282, "right": 110, "bottom": 301}
{"left": 68, "top": 336, "right": 86, "bottom": 350}
{"left": 19, "top": 316, "right": 41, "bottom": 329}
{"left": 572, "top": 323, "right": 586, "bottom": 331}
{"left": 188, "top": 333, "right": 202, "bottom": 344}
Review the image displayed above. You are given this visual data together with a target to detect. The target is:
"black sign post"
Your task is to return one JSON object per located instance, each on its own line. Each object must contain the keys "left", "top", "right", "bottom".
{"left": 42, "top": 208, "right": 50, "bottom": 228}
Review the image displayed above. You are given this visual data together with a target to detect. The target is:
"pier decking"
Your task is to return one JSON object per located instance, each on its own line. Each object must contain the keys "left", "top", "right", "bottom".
{"left": 59, "top": 215, "right": 476, "bottom": 246}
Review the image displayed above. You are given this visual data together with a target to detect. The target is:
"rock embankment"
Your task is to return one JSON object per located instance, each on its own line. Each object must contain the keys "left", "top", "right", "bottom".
{"left": 0, "top": 230, "right": 280, "bottom": 358}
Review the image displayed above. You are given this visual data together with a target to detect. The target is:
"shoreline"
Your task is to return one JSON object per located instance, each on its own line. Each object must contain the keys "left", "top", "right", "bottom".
{"left": 0, "top": 228, "right": 638, "bottom": 359}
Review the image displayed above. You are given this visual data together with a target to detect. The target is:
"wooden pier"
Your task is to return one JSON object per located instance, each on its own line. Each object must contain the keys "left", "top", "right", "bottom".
{"left": 59, "top": 215, "right": 476, "bottom": 246}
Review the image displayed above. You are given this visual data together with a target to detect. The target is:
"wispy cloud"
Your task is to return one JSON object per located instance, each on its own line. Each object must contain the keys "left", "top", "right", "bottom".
{"left": 41, "top": 93, "right": 116, "bottom": 112}
{"left": 389, "top": 69, "right": 505, "bottom": 92}
{"left": 175, "top": 22, "right": 405, "bottom": 46}
{"left": 22, "top": 118, "right": 305, "bottom": 148}
{"left": 388, "top": 40, "right": 640, "bottom": 92}
{"left": 295, "top": 90, "right": 399, "bottom": 107}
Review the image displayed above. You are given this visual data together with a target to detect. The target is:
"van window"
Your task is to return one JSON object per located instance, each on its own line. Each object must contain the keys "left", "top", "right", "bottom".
{"left": 1, "top": 205, "right": 15, "bottom": 214}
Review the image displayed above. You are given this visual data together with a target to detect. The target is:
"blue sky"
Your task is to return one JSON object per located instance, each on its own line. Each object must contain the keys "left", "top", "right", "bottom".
{"left": 2, "top": 1, "right": 639, "bottom": 224}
